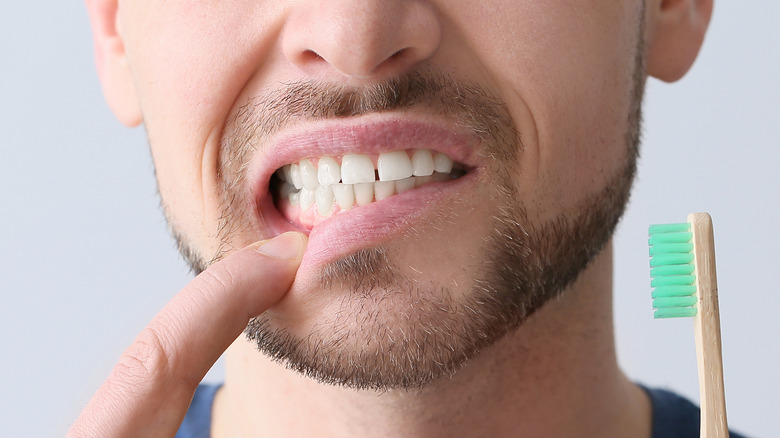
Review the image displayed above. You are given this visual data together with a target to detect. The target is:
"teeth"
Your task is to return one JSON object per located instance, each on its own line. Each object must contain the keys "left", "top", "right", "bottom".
{"left": 374, "top": 180, "right": 395, "bottom": 201}
{"left": 280, "top": 182, "right": 295, "bottom": 198}
{"left": 415, "top": 175, "right": 433, "bottom": 187}
{"left": 395, "top": 177, "right": 416, "bottom": 194}
{"left": 341, "top": 154, "right": 375, "bottom": 184}
{"left": 290, "top": 164, "right": 303, "bottom": 190}
{"left": 279, "top": 149, "right": 464, "bottom": 216}
{"left": 377, "top": 150, "right": 413, "bottom": 182}
{"left": 433, "top": 171, "right": 450, "bottom": 182}
{"left": 289, "top": 191, "right": 300, "bottom": 206}
{"left": 433, "top": 153, "right": 453, "bottom": 173}
{"left": 317, "top": 157, "right": 341, "bottom": 186}
{"left": 354, "top": 182, "right": 374, "bottom": 206}
{"left": 299, "top": 159, "right": 319, "bottom": 190}
{"left": 300, "top": 188, "right": 315, "bottom": 211}
{"left": 411, "top": 149, "right": 435, "bottom": 176}
{"left": 315, "top": 185, "right": 334, "bottom": 216}
{"left": 332, "top": 183, "right": 355, "bottom": 211}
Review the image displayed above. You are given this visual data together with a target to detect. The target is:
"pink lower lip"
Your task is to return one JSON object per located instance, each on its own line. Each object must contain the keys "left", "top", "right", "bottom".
{"left": 262, "top": 171, "right": 477, "bottom": 273}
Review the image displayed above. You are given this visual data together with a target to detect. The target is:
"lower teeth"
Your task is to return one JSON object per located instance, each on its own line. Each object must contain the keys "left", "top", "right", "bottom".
{"left": 276, "top": 170, "right": 463, "bottom": 217}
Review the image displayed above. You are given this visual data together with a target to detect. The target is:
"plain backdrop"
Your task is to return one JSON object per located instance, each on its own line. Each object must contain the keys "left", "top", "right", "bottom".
{"left": 1, "top": 2, "right": 777, "bottom": 437}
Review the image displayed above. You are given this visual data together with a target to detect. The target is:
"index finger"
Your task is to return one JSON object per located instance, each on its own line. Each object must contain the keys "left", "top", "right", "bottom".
{"left": 69, "top": 232, "right": 307, "bottom": 437}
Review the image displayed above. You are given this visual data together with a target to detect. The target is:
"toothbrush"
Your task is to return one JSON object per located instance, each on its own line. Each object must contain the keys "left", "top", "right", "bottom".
{"left": 648, "top": 212, "right": 729, "bottom": 438}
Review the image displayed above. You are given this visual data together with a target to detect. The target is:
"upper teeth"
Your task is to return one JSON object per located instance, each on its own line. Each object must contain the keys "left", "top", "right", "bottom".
{"left": 275, "top": 149, "right": 458, "bottom": 217}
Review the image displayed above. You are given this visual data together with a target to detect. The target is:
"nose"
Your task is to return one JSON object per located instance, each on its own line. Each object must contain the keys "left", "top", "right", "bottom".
{"left": 282, "top": 0, "right": 441, "bottom": 79}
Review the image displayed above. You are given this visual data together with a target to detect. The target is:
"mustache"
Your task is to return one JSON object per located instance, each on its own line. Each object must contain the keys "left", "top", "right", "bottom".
{"left": 221, "top": 71, "right": 519, "bottom": 170}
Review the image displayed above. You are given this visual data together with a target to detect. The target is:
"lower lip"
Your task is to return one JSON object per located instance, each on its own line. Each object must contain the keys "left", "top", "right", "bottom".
{"left": 262, "top": 171, "right": 477, "bottom": 272}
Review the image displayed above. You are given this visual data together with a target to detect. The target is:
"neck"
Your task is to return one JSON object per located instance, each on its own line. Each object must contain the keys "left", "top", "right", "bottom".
{"left": 213, "top": 242, "right": 651, "bottom": 438}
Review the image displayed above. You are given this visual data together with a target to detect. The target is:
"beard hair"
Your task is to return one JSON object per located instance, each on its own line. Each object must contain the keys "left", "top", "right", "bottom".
{"left": 243, "top": 148, "right": 637, "bottom": 390}
{"left": 161, "top": 8, "right": 646, "bottom": 391}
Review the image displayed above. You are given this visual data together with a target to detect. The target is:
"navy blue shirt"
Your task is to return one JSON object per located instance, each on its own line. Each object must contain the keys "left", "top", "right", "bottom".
{"left": 175, "top": 385, "right": 221, "bottom": 438}
{"left": 176, "top": 384, "right": 749, "bottom": 437}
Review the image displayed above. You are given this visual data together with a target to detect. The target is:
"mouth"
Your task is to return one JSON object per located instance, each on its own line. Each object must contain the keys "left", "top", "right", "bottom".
{"left": 271, "top": 149, "right": 469, "bottom": 229}
{"left": 250, "top": 118, "right": 481, "bottom": 266}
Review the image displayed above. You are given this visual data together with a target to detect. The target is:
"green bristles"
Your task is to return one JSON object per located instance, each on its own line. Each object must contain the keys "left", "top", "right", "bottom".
{"left": 648, "top": 222, "right": 697, "bottom": 319}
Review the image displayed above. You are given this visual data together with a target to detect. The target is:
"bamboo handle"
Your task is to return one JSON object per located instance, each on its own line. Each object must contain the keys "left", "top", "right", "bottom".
{"left": 689, "top": 212, "right": 729, "bottom": 438}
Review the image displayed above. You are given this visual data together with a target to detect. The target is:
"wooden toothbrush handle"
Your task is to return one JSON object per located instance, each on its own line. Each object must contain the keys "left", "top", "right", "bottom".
{"left": 689, "top": 212, "right": 729, "bottom": 438}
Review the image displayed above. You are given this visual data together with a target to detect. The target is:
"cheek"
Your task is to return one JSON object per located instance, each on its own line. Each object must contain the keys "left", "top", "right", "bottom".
{"left": 121, "top": 1, "right": 285, "bottom": 242}
{"left": 458, "top": 1, "right": 640, "bottom": 218}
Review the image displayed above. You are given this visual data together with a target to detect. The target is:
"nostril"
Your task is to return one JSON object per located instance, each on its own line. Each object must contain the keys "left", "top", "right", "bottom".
{"left": 300, "top": 49, "right": 325, "bottom": 64}
{"left": 297, "top": 49, "right": 375, "bottom": 79}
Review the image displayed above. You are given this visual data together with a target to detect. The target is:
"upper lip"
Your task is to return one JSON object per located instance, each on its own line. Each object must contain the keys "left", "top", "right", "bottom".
{"left": 249, "top": 115, "right": 482, "bottom": 224}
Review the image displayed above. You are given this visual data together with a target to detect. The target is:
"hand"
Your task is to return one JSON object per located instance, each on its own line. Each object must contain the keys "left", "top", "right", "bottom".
{"left": 68, "top": 232, "right": 307, "bottom": 437}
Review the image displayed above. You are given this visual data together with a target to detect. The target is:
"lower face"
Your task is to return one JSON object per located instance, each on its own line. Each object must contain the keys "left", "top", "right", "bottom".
{"left": 123, "top": 1, "right": 646, "bottom": 389}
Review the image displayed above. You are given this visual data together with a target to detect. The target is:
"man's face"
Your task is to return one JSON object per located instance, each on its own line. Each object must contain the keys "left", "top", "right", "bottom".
{"left": 114, "top": 0, "right": 645, "bottom": 388}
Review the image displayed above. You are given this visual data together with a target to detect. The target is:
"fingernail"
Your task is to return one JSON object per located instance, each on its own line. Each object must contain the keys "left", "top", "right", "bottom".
{"left": 254, "top": 232, "right": 306, "bottom": 260}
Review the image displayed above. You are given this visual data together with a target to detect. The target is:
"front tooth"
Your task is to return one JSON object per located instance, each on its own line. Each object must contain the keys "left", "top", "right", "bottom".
{"left": 378, "top": 150, "right": 413, "bottom": 181}
{"left": 315, "top": 185, "right": 334, "bottom": 216}
{"left": 332, "top": 183, "right": 355, "bottom": 211}
{"left": 290, "top": 164, "right": 303, "bottom": 189}
{"left": 318, "top": 157, "right": 341, "bottom": 186}
{"left": 299, "top": 159, "right": 319, "bottom": 189}
{"left": 341, "top": 154, "right": 376, "bottom": 184}
{"left": 374, "top": 180, "right": 395, "bottom": 201}
{"left": 411, "top": 149, "right": 435, "bottom": 176}
{"left": 354, "top": 182, "right": 374, "bottom": 206}
{"left": 396, "top": 177, "right": 416, "bottom": 193}
{"left": 300, "top": 188, "right": 315, "bottom": 211}
{"left": 433, "top": 153, "right": 453, "bottom": 173}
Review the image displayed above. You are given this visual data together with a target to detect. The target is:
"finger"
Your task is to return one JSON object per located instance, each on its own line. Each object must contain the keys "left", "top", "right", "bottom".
{"left": 68, "top": 231, "right": 307, "bottom": 438}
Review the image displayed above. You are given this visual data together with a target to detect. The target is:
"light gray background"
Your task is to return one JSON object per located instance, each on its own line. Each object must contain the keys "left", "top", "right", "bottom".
{"left": 1, "top": 2, "right": 777, "bottom": 437}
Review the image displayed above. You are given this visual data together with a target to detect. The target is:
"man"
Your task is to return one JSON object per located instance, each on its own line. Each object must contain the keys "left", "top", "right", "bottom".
{"left": 71, "top": 0, "right": 739, "bottom": 436}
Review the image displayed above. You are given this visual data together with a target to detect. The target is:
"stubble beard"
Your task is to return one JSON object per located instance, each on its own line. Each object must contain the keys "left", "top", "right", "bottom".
{"left": 162, "top": 23, "right": 645, "bottom": 392}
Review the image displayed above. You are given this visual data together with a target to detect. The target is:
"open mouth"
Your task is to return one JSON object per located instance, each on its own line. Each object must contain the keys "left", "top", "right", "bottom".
{"left": 271, "top": 148, "right": 468, "bottom": 230}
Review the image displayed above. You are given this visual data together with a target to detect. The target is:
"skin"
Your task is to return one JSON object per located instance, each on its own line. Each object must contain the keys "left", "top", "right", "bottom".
{"left": 75, "top": 0, "right": 713, "bottom": 436}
